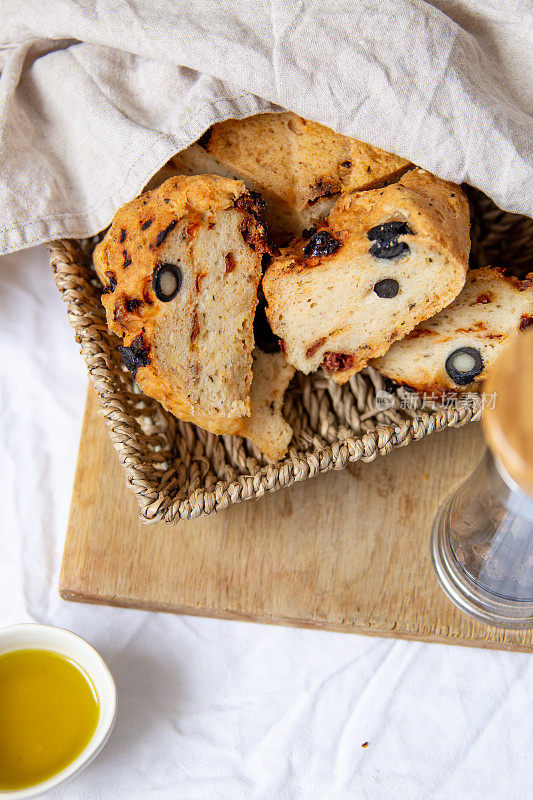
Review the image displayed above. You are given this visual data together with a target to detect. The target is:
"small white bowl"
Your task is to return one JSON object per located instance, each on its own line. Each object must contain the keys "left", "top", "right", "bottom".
{"left": 0, "top": 624, "right": 117, "bottom": 799}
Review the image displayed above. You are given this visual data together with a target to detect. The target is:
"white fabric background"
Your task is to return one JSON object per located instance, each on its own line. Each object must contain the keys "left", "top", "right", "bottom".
{"left": 1, "top": 0, "right": 532, "bottom": 256}
{"left": 1, "top": 244, "right": 532, "bottom": 799}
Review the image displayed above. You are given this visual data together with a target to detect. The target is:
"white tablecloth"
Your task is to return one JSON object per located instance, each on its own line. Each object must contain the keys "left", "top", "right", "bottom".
{"left": 1, "top": 245, "right": 532, "bottom": 799}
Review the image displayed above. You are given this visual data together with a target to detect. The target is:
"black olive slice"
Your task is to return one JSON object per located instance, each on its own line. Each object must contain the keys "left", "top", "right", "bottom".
{"left": 303, "top": 230, "right": 341, "bottom": 258}
{"left": 118, "top": 334, "right": 151, "bottom": 379}
{"left": 367, "top": 221, "right": 412, "bottom": 242}
{"left": 374, "top": 278, "right": 400, "bottom": 298}
{"left": 445, "top": 346, "right": 484, "bottom": 385}
{"left": 369, "top": 240, "right": 410, "bottom": 260}
{"left": 153, "top": 263, "right": 182, "bottom": 302}
{"left": 367, "top": 221, "right": 412, "bottom": 260}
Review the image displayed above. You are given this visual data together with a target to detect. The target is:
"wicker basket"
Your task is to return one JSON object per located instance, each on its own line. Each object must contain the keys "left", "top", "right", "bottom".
{"left": 48, "top": 187, "right": 533, "bottom": 524}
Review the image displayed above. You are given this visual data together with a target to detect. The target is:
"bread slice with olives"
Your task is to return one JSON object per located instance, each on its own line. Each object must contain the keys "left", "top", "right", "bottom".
{"left": 371, "top": 267, "right": 533, "bottom": 393}
{"left": 262, "top": 169, "right": 470, "bottom": 384}
{"left": 93, "top": 174, "right": 276, "bottom": 435}
{"left": 194, "top": 113, "right": 411, "bottom": 245}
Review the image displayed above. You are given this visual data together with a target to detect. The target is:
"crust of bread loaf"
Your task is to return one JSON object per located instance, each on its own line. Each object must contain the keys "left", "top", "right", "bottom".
{"left": 94, "top": 175, "right": 271, "bottom": 435}
{"left": 205, "top": 113, "right": 411, "bottom": 210}
{"left": 169, "top": 144, "right": 304, "bottom": 245}
{"left": 201, "top": 113, "right": 410, "bottom": 241}
{"left": 263, "top": 168, "right": 470, "bottom": 383}
{"left": 94, "top": 175, "right": 251, "bottom": 333}
{"left": 371, "top": 267, "right": 533, "bottom": 393}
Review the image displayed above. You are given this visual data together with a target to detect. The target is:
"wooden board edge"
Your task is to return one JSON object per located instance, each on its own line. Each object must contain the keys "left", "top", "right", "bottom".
{"left": 58, "top": 589, "right": 533, "bottom": 653}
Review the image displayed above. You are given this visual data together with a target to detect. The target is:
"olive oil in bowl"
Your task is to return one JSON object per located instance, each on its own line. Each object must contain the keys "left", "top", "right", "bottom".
{"left": 0, "top": 649, "right": 99, "bottom": 791}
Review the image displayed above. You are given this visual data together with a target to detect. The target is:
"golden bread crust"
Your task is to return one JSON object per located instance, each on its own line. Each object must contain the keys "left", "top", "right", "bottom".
{"left": 202, "top": 113, "right": 411, "bottom": 242}
{"left": 94, "top": 175, "right": 272, "bottom": 434}
{"left": 371, "top": 267, "right": 533, "bottom": 393}
{"left": 263, "top": 169, "right": 470, "bottom": 383}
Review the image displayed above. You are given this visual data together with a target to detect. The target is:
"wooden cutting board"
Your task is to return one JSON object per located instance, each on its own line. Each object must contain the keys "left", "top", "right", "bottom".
{"left": 60, "top": 387, "right": 533, "bottom": 651}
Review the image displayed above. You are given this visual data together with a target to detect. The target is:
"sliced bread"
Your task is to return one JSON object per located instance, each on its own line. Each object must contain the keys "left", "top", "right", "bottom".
{"left": 93, "top": 175, "right": 275, "bottom": 435}
{"left": 197, "top": 112, "right": 411, "bottom": 244}
{"left": 371, "top": 267, "right": 533, "bottom": 392}
{"left": 238, "top": 348, "right": 295, "bottom": 461}
{"left": 262, "top": 169, "right": 471, "bottom": 384}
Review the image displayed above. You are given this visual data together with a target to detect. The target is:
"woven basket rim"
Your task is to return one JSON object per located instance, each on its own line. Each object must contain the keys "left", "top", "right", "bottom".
{"left": 49, "top": 237, "right": 486, "bottom": 523}
{"left": 101, "top": 394, "right": 476, "bottom": 522}
{"left": 47, "top": 171, "right": 533, "bottom": 524}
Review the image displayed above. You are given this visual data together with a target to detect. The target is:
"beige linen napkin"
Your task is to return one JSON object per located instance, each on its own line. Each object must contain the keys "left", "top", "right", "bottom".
{"left": 0, "top": 0, "right": 531, "bottom": 255}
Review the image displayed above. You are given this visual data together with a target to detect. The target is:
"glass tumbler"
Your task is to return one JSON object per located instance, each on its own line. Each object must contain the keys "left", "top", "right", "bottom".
{"left": 431, "top": 450, "right": 533, "bottom": 627}
{"left": 431, "top": 328, "right": 533, "bottom": 628}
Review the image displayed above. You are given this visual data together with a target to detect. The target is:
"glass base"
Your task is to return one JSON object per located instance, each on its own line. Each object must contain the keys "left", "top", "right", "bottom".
{"left": 431, "top": 495, "right": 533, "bottom": 629}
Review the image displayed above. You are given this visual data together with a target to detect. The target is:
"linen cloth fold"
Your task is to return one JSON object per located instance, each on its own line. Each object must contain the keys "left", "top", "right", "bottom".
{"left": 0, "top": 0, "right": 531, "bottom": 256}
